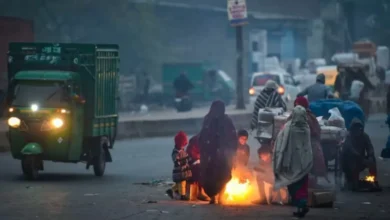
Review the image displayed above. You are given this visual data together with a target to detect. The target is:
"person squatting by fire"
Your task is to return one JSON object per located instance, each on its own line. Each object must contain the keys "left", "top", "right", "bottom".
{"left": 341, "top": 118, "right": 380, "bottom": 191}
{"left": 186, "top": 134, "right": 210, "bottom": 201}
{"left": 253, "top": 145, "right": 289, "bottom": 205}
{"left": 233, "top": 130, "right": 251, "bottom": 182}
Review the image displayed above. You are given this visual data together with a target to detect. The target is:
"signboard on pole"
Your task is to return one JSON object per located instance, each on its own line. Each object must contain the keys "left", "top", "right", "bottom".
{"left": 227, "top": 0, "right": 248, "bottom": 26}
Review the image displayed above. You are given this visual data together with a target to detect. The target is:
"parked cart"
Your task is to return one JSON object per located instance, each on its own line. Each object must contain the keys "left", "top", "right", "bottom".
{"left": 255, "top": 109, "right": 347, "bottom": 185}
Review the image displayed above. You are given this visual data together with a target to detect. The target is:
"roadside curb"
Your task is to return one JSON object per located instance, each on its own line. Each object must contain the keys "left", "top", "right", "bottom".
{"left": 116, "top": 113, "right": 252, "bottom": 139}
{"left": 0, "top": 113, "right": 252, "bottom": 152}
{"left": 0, "top": 99, "right": 386, "bottom": 152}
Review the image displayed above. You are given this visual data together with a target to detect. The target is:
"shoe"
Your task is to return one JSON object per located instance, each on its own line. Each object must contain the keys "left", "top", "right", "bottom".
{"left": 166, "top": 189, "right": 174, "bottom": 199}
{"left": 209, "top": 197, "right": 216, "bottom": 204}
{"left": 293, "top": 207, "right": 309, "bottom": 218}
{"left": 180, "top": 195, "right": 189, "bottom": 201}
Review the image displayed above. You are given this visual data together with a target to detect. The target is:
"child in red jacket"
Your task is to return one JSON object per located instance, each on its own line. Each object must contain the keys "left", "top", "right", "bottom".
{"left": 187, "top": 134, "right": 209, "bottom": 201}
{"left": 166, "top": 131, "right": 192, "bottom": 201}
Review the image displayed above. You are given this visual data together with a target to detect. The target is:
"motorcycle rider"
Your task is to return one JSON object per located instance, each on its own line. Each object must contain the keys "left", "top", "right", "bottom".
{"left": 297, "top": 73, "right": 334, "bottom": 103}
{"left": 173, "top": 72, "right": 194, "bottom": 98}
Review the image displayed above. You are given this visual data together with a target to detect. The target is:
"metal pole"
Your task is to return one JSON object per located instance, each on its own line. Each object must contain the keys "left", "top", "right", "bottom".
{"left": 236, "top": 25, "right": 245, "bottom": 109}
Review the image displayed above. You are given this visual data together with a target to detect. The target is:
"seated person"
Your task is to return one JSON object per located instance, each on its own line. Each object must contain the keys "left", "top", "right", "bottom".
{"left": 342, "top": 118, "right": 380, "bottom": 191}
{"left": 253, "top": 146, "right": 288, "bottom": 205}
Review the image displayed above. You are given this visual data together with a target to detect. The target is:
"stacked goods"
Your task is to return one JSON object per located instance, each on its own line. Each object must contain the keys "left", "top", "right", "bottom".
{"left": 320, "top": 126, "right": 347, "bottom": 142}
{"left": 256, "top": 108, "right": 347, "bottom": 143}
{"left": 269, "top": 113, "right": 346, "bottom": 142}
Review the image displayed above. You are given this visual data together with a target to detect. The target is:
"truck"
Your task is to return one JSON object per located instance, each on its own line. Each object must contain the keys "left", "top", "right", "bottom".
{"left": 6, "top": 42, "right": 119, "bottom": 180}
{"left": 0, "top": 17, "right": 34, "bottom": 114}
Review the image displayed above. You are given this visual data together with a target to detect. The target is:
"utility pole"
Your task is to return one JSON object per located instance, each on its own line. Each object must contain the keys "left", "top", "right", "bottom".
{"left": 235, "top": 25, "right": 245, "bottom": 109}
{"left": 227, "top": 0, "right": 248, "bottom": 110}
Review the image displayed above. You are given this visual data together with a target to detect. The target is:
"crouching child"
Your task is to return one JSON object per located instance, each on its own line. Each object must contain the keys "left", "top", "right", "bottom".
{"left": 253, "top": 146, "right": 288, "bottom": 205}
{"left": 186, "top": 134, "right": 210, "bottom": 201}
{"left": 166, "top": 131, "right": 192, "bottom": 201}
{"left": 233, "top": 130, "right": 252, "bottom": 182}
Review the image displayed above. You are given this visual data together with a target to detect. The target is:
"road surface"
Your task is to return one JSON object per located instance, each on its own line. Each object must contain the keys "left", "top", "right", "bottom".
{"left": 0, "top": 116, "right": 390, "bottom": 219}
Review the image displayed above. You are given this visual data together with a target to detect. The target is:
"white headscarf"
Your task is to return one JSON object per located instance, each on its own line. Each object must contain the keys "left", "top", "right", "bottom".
{"left": 264, "top": 80, "right": 278, "bottom": 90}
{"left": 272, "top": 105, "right": 313, "bottom": 190}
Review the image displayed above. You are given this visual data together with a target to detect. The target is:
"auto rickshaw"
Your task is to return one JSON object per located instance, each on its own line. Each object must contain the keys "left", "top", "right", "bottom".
{"left": 316, "top": 65, "right": 338, "bottom": 91}
{"left": 6, "top": 43, "right": 119, "bottom": 180}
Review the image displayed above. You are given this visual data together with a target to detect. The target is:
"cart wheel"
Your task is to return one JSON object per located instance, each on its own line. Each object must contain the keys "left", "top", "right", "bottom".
{"left": 93, "top": 142, "right": 106, "bottom": 177}
{"left": 21, "top": 156, "right": 39, "bottom": 180}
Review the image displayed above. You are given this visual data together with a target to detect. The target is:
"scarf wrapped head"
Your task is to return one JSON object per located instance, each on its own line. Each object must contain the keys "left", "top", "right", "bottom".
{"left": 208, "top": 100, "right": 225, "bottom": 118}
{"left": 265, "top": 80, "right": 278, "bottom": 90}
{"left": 294, "top": 96, "right": 309, "bottom": 109}
{"left": 290, "top": 105, "right": 308, "bottom": 126}
{"left": 174, "top": 131, "right": 188, "bottom": 149}
{"left": 187, "top": 134, "right": 200, "bottom": 160}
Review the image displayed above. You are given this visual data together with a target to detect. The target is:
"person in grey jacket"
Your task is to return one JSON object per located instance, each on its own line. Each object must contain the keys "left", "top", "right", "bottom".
{"left": 297, "top": 73, "right": 334, "bottom": 102}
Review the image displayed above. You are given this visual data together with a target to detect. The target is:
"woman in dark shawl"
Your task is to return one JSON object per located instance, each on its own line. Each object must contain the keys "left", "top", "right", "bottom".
{"left": 198, "top": 100, "right": 238, "bottom": 204}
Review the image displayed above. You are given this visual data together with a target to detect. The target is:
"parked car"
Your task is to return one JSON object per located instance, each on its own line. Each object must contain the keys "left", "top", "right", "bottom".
{"left": 249, "top": 71, "right": 301, "bottom": 104}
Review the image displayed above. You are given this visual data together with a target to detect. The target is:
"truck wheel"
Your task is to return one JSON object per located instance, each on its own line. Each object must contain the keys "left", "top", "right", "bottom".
{"left": 21, "top": 156, "right": 39, "bottom": 180}
{"left": 93, "top": 142, "right": 106, "bottom": 177}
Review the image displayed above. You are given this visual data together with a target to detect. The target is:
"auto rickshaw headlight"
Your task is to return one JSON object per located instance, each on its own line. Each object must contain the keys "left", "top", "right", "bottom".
{"left": 8, "top": 117, "right": 21, "bottom": 128}
{"left": 51, "top": 118, "right": 64, "bottom": 128}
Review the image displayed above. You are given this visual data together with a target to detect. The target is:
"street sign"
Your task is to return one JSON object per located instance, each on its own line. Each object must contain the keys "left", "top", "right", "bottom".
{"left": 227, "top": 0, "right": 248, "bottom": 26}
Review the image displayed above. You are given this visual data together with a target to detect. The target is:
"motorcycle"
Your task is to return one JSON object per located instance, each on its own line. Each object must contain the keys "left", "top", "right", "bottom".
{"left": 174, "top": 92, "right": 192, "bottom": 112}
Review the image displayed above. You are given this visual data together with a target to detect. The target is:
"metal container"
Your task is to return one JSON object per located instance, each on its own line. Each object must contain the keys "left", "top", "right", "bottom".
{"left": 256, "top": 108, "right": 275, "bottom": 144}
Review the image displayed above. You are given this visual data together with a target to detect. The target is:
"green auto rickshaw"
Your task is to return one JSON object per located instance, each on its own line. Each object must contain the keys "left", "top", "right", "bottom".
{"left": 6, "top": 42, "right": 119, "bottom": 180}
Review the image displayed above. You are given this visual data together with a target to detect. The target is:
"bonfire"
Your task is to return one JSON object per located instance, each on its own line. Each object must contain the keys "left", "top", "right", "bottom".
{"left": 222, "top": 169, "right": 258, "bottom": 205}
{"left": 364, "top": 175, "right": 375, "bottom": 182}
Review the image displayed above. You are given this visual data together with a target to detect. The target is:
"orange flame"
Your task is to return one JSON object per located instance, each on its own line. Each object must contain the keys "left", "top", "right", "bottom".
{"left": 222, "top": 169, "right": 258, "bottom": 205}
{"left": 365, "top": 176, "right": 375, "bottom": 182}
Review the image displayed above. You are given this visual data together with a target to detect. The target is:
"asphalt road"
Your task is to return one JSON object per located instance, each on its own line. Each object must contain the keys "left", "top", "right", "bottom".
{"left": 1, "top": 117, "right": 390, "bottom": 219}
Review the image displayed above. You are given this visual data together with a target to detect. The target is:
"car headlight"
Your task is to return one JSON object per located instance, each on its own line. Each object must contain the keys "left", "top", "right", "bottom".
{"left": 8, "top": 117, "right": 21, "bottom": 128}
{"left": 51, "top": 118, "right": 64, "bottom": 128}
{"left": 249, "top": 87, "right": 255, "bottom": 95}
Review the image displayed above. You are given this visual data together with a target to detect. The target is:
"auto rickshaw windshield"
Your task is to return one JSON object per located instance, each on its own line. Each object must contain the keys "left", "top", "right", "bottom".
{"left": 12, "top": 81, "right": 70, "bottom": 108}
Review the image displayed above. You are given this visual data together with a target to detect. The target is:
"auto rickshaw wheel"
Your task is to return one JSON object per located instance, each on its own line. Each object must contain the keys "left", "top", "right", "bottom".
{"left": 93, "top": 143, "right": 106, "bottom": 177}
{"left": 21, "top": 156, "right": 39, "bottom": 180}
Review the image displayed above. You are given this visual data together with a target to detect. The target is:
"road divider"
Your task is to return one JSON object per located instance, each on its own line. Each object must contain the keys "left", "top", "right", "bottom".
{"left": 0, "top": 98, "right": 386, "bottom": 152}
